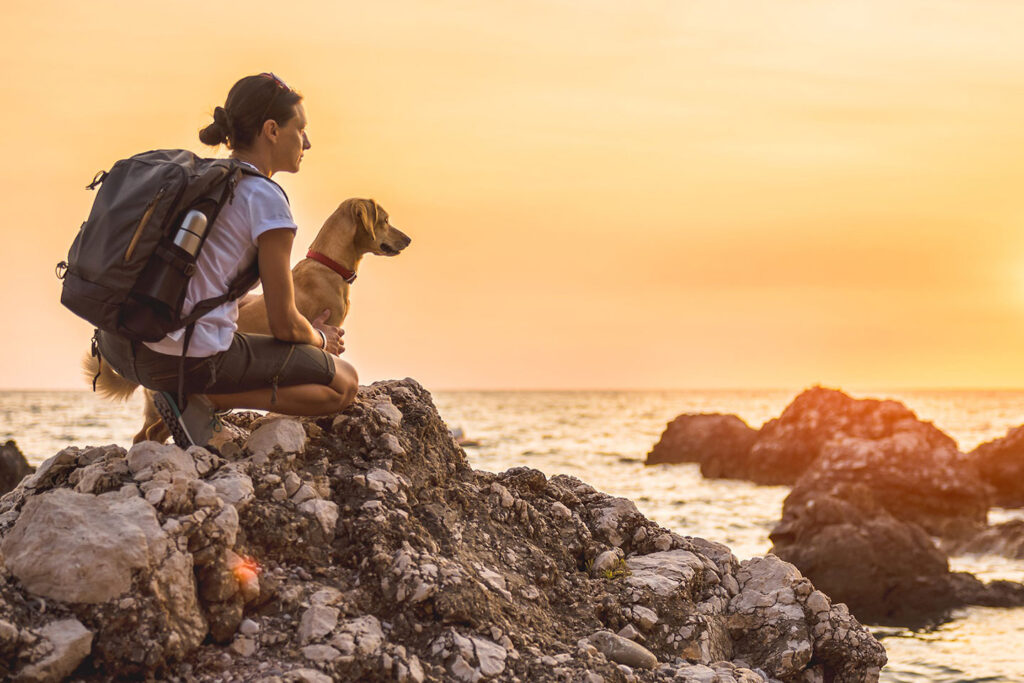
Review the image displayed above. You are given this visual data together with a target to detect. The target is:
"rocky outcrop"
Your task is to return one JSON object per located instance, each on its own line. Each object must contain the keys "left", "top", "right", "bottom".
{"left": 770, "top": 484, "right": 960, "bottom": 627}
{"left": 744, "top": 387, "right": 958, "bottom": 485}
{"left": 0, "top": 441, "right": 33, "bottom": 497}
{"left": 771, "top": 434, "right": 1018, "bottom": 627}
{"left": 969, "top": 425, "right": 1024, "bottom": 507}
{"left": 780, "top": 433, "right": 987, "bottom": 539}
{"left": 0, "top": 379, "right": 886, "bottom": 682}
{"left": 644, "top": 415, "right": 757, "bottom": 476}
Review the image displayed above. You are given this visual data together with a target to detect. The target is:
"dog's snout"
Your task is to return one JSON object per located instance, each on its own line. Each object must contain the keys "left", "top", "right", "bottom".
{"left": 393, "top": 228, "right": 412, "bottom": 248}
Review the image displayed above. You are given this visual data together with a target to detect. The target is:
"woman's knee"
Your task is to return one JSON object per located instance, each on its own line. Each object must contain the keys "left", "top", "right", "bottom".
{"left": 329, "top": 357, "right": 358, "bottom": 409}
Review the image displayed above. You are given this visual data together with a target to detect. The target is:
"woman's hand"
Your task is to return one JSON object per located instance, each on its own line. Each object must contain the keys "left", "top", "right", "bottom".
{"left": 312, "top": 309, "right": 345, "bottom": 355}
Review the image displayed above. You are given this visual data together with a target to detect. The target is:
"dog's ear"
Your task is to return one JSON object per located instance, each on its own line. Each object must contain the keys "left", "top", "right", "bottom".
{"left": 352, "top": 199, "right": 379, "bottom": 241}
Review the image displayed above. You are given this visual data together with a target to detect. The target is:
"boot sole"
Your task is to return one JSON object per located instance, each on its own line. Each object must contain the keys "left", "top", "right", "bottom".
{"left": 152, "top": 392, "right": 195, "bottom": 448}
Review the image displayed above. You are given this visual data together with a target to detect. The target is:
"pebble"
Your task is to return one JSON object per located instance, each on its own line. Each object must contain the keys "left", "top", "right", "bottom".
{"left": 617, "top": 624, "right": 642, "bottom": 641}
{"left": 230, "top": 636, "right": 256, "bottom": 657}
{"left": 301, "top": 644, "right": 341, "bottom": 662}
{"left": 291, "top": 483, "right": 318, "bottom": 504}
{"left": 298, "top": 605, "right": 339, "bottom": 644}
{"left": 588, "top": 630, "right": 658, "bottom": 669}
{"left": 239, "top": 619, "right": 260, "bottom": 636}
{"left": 550, "top": 501, "right": 572, "bottom": 519}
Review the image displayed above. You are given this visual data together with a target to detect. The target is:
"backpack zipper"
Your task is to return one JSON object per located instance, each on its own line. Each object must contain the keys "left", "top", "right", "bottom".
{"left": 124, "top": 186, "right": 167, "bottom": 262}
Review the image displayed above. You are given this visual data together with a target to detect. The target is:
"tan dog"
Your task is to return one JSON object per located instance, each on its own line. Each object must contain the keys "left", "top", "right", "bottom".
{"left": 86, "top": 198, "right": 411, "bottom": 443}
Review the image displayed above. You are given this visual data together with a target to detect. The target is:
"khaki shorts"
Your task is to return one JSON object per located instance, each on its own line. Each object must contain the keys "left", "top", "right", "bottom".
{"left": 96, "top": 330, "right": 336, "bottom": 397}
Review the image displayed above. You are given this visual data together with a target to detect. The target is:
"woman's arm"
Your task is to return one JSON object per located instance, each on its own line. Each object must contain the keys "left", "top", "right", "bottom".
{"left": 257, "top": 228, "right": 322, "bottom": 346}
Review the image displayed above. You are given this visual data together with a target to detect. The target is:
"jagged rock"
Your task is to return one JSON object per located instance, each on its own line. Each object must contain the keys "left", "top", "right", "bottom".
{"left": 626, "top": 549, "right": 706, "bottom": 596}
{"left": 783, "top": 433, "right": 987, "bottom": 539}
{"left": 969, "top": 425, "right": 1024, "bottom": 507}
{"left": 20, "top": 448, "right": 77, "bottom": 490}
{"left": 298, "top": 605, "right": 339, "bottom": 644}
{"left": 0, "top": 379, "right": 887, "bottom": 682}
{"left": 770, "top": 478, "right": 1024, "bottom": 627}
{"left": 285, "top": 668, "right": 333, "bottom": 683}
{"left": 644, "top": 414, "right": 757, "bottom": 475}
{"left": 2, "top": 488, "right": 168, "bottom": 603}
{"left": 334, "top": 615, "right": 384, "bottom": 656}
{"left": 245, "top": 418, "right": 307, "bottom": 460}
{"left": 298, "top": 499, "right": 339, "bottom": 537}
{"left": 745, "top": 386, "right": 959, "bottom": 485}
{"left": 16, "top": 618, "right": 93, "bottom": 682}
{"left": 209, "top": 466, "right": 254, "bottom": 509}
{"left": 127, "top": 441, "right": 199, "bottom": 479}
{"left": 470, "top": 636, "right": 506, "bottom": 676}
{"left": 587, "top": 630, "right": 657, "bottom": 669}
{"left": 0, "top": 440, "right": 33, "bottom": 497}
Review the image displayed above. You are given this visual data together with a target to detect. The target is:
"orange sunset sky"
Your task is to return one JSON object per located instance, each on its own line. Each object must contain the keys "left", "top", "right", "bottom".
{"left": 5, "top": 0, "right": 1024, "bottom": 390}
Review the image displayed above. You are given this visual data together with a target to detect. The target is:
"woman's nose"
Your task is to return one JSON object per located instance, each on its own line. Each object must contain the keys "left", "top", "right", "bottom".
{"left": 302, "top": 132, "right": 311, "bottom": 150}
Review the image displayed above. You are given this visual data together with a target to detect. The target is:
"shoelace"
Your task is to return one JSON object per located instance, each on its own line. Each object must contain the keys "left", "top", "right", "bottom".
{"left": 210, "top": 409, "right": 231, "bottom": 434}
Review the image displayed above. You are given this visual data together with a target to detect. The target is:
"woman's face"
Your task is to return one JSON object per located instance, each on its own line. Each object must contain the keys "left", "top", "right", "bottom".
{"left": 271, "top": 103, "right": 311, "bottom": 174}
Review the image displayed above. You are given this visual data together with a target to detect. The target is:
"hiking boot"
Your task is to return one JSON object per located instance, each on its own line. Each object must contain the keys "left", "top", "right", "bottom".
{"left": 153, "top": 392, "right": 217, "bottom": 448}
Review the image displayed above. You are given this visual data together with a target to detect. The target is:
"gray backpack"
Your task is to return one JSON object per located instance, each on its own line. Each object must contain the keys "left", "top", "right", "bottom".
{"left": 58, "top": 149, "right": 285, "bottom": 401}
{"left": 58, "top": 149, "right": 284, "bottom": 342}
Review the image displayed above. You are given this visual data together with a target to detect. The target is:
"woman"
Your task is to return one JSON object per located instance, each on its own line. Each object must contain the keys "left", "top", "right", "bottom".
{"left": 97, "top": 73, "right": 358, "bottom": 447}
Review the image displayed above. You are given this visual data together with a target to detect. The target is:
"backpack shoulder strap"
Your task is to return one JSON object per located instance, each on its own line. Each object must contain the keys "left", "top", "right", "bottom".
{"left": 233, "top": 162, "right": 290, "bottom": 204}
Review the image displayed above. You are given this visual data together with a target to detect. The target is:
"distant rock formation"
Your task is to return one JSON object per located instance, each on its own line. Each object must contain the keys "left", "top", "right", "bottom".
{"left": 969, "top": 425, "right": 1024, "bottom": 508}
{"left": 0, "top": 380, "right": 887, "bottom": 682}
{"left": 647, "top": 388, "right": 962, "bottom": 488}
{"left": 0, "top": 440, "right": 33, "bottom": 497}
{"left": 747, "top": 387, "right": 958, "bottom": 486}
{"left": 780, "top": 432, "right": 987, "bottom": 539}
{"left": 645, "top": 414, "right": 757, "bottom": 477}
{"left": 771, "top": 432, "right": 1018, "bottom": 628}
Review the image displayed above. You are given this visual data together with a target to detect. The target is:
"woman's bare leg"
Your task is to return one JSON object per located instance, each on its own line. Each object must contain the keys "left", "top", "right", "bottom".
{"left": 205, "top": 356, "right": 358, "bottom": 415}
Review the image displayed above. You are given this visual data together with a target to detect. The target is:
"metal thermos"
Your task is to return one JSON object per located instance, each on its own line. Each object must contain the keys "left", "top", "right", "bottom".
{"left": 173, "top": 209, "right": 208, "bottom": 255}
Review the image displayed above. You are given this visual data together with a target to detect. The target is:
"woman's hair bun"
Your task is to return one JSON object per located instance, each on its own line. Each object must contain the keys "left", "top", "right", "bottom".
{"left": 198, "top": 106, "right": 232, "bottom": 146}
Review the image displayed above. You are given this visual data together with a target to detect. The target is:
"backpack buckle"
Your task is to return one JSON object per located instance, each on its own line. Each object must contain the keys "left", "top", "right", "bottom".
{"left": 55, "top": 261, "right": 68, "bottom": 280}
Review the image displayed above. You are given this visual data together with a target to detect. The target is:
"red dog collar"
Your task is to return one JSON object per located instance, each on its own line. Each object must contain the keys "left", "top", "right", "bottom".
{"left": 306, "top": 250, "right": 357, "bottom": 284}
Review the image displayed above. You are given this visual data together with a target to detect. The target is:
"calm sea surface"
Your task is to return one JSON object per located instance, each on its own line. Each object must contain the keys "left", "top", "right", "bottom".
{"left": 3, "top": 388, "right": 1024, "bottom": 682}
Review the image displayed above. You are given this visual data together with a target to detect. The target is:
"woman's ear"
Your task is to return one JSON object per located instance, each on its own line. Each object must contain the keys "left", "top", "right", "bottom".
{"left": 261, "top": 118, "right": 279, "bottom": 142}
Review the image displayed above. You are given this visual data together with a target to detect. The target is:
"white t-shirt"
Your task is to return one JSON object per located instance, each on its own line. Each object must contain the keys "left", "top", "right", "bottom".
{"left": 144, "top": 166, "right": 297, "bottom": 357}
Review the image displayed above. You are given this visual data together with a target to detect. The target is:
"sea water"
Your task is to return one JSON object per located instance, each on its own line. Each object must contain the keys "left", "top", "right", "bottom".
{"left": 3, "top": 388, "right": 1024, "bottom": 682}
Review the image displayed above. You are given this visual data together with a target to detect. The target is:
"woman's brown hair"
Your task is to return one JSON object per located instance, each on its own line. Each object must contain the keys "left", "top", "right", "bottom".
{"left": 199, "top": 73, "right": 303, "bottom": 150}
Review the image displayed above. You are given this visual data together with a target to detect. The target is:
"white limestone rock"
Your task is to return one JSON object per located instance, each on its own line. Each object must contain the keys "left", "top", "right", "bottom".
{"left": 298, "top": 499, "right": 339, "bottom": 537}
{"left": 245, "top": 418, "right": 307, "bottom": 459}
{"left": 17, "top": 618, "right": 93, "bottom": 682}
{"left": 127, "top": 441, "right": 198, "bottom": 479}
{"left": 625, "top": 549, "right": 705, "bottom": 597}
{"left": 1, "top": 488, "right": 167, "bottom": 603}
{"left": 591, "top": 497, "right": 640, "bottom": 547}
{"left": 298, "top": 605, "right": 339, "bottom": 644}
{"left": 587, "top": 630, "right": 658, "bottom": 669}
{"left": 372, "top": 399, "right": 403, "bottom": 427}
{"left": 471, "top": 636, "right": 507, "bottom": 677}
{"left": 209, "top": 467, "right": 254, "bottom": 510}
